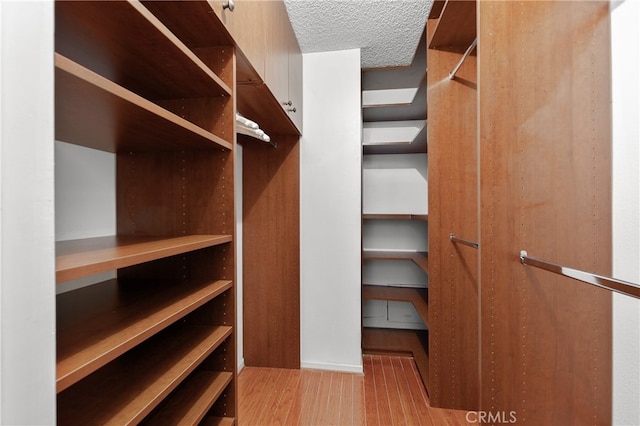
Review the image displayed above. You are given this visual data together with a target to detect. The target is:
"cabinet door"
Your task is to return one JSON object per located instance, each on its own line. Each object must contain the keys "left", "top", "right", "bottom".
{"left": 286, "top": 22, "right": 302, "bottom": 132}
{"left": 209, "top": 0, "right": 266, "bottom": 80}
{"left": 263, "top": 0, "right": 290, "bottom": 110}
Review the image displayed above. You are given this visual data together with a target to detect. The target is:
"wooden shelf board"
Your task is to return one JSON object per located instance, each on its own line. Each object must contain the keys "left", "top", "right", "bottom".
{"left": 429, "top": 0, "right": 446, "bottom": 19}
{"left": 201, "top": 417, "right": 236, "bottom": 426}
{"left": 363, "top": 214, "right": 428, "bottom": 221}
{"left": 57, "top": 324, "right": 232, "bottom": 426}
{"left": 236, "top": 83, "right": 300, "bottom": 138}
{"left": 55, "top": 54, "right": 232, "bottom": 153}
{"left": 55, "top": 0, "right": 231, "bottom": 100}
{"left": 145, "top": 371, "right": 233, "bottom": 425}
{"left": 362, "top": 327, "right": 429, "bottom": 392}
{"left": 362, "top": 285, "right": 428, "bottom": 326}
{"left": 56, "top": 234, "right": 232, "bottom": 283}
{"left": 428, "top": 0, "right": 476, "bottom": 50}
{"left": 362, "top": 250, "right": 429, "bottom": 274}
{"left": 57, "top": 278, "right": 233, "bottom": 392}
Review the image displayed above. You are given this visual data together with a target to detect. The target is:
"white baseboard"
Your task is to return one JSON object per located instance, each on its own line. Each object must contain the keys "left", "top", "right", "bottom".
{"left": 301, "top": 361, "right": 363, "bottom": 374}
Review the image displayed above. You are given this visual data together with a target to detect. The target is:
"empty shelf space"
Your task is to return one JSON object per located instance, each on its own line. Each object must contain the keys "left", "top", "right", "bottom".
{"left": 57, "top": 323, "right": 233, "bottom": 426}
{"left": 56, "top": 234, "right": 232, "bottom": 283}
{"left": 145, "top": 371, "right": 233, "bottom": 425}
{"left": 57, "top": 278, "right": 233, "bottom": 392}
{"left": 363, "top": 250, "right": 429, "bottom": 274}
{"left": 362, "top": 327, "right": 429, "bottom": 391}
{"left": 55, "top": 0, "right": 231, "bottom": 100}
{"left": 428, "top": 0, "right": 476, "bottom": 49}
{"left": 362, "top": 285, "right": 428, "bottom": 326}
{"left": 363, "top": 214, "right": 428, "bottom": 221}
{"left": 363, "top": 120, "right": 426, "bottom": 146}
{"left": 55, "top": 54, "right": 232, "bottom": 153}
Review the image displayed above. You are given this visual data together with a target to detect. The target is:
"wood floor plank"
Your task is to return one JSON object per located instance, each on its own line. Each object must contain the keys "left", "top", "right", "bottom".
{"left": 238, "top": 355, "right": 468, "bottom": 426}
{"left": 295, "top": 369, "right": 323, "bottom": 425}
{"left": 401, "top": 356, "right": 436, "bottom": 426}
{"left": 382, "top": 354, "right": 410, "bottom": 425}
{"left": 270, "top": 369, "right": 302, "bottom": 425}
{"left": 371, "top": 355, "right": 394, "bottom": 425}
{"left": 363, "top": 355, "right": 380, "bottom": 426}
{"left": 392, "top": 356, "right": 422, "bottom": 425}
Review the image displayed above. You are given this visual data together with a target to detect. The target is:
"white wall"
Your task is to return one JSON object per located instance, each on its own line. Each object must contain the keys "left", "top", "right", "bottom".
{"left": 300, "top": 49, "right": 363, "bottom": 373}
{"left": 612, "top": 0, "right": 640, "bottom": 423}
{"left": 0, "top": 1, "right": 56, "bottom": 423}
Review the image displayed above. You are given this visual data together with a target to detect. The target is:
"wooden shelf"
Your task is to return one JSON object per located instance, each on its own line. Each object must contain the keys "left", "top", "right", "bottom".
{"left": 57, "top": 324, "right": 232, "bottom": 425}
{"left": 57, "top": 278, "right": 233, "bottom": 392}
{"left": 55, "top": 0, "right": 231, "bottom": 100}
{"left": 145, "top": 371, "right": 233, "bottom": 425}
{"left": 362, "top": 327, "right": 429, "bottom": 391}
{"left": 428, "top": 0, "right": 476, "bottom": 50}
{"left": 363, "top": 214, "right": 428, "bottom": 221}
{"left": 56, "top": 234, "right": 232, "bottom": 283}
{"left": 55, "top": 54, "right": 232, "bottom": 153}
{"left": 202, "top": 417, "right": 236, "bottom": 426}
{"left": 362, "top": 250, "right": 429, "bottom": 274}
{"left": 362, "top": 285, "right": 428, "bottom": 326}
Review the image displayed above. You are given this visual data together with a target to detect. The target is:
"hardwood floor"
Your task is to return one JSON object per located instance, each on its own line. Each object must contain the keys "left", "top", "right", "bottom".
{"left": 238, "top": 355, "right": 470, "bottom": 425}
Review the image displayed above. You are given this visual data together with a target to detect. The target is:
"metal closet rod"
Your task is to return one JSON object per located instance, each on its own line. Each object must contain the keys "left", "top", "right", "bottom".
{"left": 449, "top": 233, "right": 479, "bottom": 249}
{"left": 519, "top": 250, "right": 640, "bottom": 300}
{"left": 449, "top": 38, "right": 478, "bottom": 80}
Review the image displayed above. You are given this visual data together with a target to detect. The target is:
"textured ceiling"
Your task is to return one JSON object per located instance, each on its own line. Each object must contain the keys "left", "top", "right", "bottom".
{"left": 284, "top": 0, "right": 433, "bottom": 69}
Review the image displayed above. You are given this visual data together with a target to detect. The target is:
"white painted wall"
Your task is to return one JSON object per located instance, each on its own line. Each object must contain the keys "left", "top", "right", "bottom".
{"left": 0, "top": 1, "right": 56, "bottom": 423}
{"left": 300, "top": 49, "right": 363, "bottom": 373}
{"left": 362, "top": 153, "right": 428, "bottom": 214}
{"left": 611, "top": 0, "right": 640, "bottom": 423}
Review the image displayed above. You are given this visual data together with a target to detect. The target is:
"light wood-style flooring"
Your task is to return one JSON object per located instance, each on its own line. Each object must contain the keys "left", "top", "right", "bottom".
{"left": 238, "top": 355, "right": 469, "bottom": 425}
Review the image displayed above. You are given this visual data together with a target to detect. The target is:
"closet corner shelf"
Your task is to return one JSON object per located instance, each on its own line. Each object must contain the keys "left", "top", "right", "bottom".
{"left": 55, "top": 54, "right": 232, "bottom": 153}
{"left": 56, "top": 0, "right": 231, "bottom": 99}
{"left": 56, "top": 234, "right": 232, "bottom": 283}
{"left": 428, "top": 0, "right": 476, "bottom": 50}
{"left": 362, "top": 250, "right": 429, "bottom": 274}
{"left": 57, "top": 324, "right": 233, "bottom": 425}
{"left": 57, "top": 278, "right": 233, "bottom": 392}
{"left": 362, "top": 285, "right": 428, "bottom": 326}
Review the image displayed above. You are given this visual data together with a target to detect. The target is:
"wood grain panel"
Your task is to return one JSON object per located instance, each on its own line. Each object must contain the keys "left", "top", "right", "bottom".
{"left": 243, "top": 135, "right": 300, "bottom": 369}
{"left": 427, "top": 15, "right": 479, "bottom": 410}
{"left": 478, "top": 1, "right": 612, "bottom": 424}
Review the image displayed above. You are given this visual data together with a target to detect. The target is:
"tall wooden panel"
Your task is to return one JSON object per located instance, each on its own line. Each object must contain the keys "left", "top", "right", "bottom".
{"left": 479, "top": 2, "right": 612, "bottom": 424}
{"left": 243, "top": 135, "right": 300, "bottom": 369}
{"left": 427, "top": 18, "right": 479, "bottom": 409}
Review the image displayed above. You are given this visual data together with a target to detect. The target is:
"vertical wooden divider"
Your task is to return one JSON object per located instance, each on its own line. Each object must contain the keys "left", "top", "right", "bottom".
{"left": 427, "top": 19, "right": 480, "bottom": 409}
{"left": 479, "top": 1, "right": 612, "bottom": 424}
{"left": 242, "top": 134, "right": 301, "bottom": 369}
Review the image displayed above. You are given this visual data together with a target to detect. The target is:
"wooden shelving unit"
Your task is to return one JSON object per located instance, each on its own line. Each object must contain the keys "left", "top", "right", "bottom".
{"left": 362, "top": 285, "right": 428, "bottom": 326}
{"left": 57, "top": 278, "right": 232, "bottom": 391}
{"left": 56, "top": 235, "right": 232, "bottom": 283}
{"left": 55, "top": 0, "right": 237, "bottom": 423}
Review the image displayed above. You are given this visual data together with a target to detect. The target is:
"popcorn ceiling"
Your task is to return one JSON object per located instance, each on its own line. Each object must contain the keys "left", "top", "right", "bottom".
{"left": 284, "top": 0, "right": 433, "bottom": 69}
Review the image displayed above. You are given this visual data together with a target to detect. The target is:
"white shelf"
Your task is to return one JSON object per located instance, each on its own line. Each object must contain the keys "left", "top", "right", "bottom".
{"left": 363, "top": 120, "right": 426, "bottom": 146}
